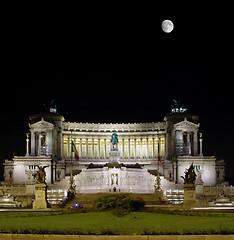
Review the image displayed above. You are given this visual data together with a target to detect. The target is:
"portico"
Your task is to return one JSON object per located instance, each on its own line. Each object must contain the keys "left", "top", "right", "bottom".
{"left": 62, "top": 135, "right": 166, "bottom": 161}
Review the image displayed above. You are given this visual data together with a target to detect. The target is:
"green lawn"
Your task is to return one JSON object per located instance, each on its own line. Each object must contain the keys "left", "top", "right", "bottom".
{"left": 0, "top": 211, "right": 233, "bottom": 235}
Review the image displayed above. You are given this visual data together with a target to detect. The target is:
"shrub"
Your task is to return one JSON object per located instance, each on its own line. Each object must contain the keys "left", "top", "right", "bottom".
{"left": 95, "top": 194, "right": 145, "bottom": 216}
{"left": 111, "top": 208, "right": 129, "bottom": 217}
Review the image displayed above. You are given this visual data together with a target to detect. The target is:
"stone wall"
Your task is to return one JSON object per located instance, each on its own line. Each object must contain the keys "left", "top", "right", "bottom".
{"left": 0, "top": 184, "right": 34, "bottom": 208}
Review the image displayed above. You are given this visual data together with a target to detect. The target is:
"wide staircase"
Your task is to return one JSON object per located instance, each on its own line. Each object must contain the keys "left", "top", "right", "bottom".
{"left": 148, "top": 170, "right": 184, "bottom": 204}
{"left": 47, "top": 171, "right": 184, "bottom": 207}
{"left": 47, "top": 177, "right": 70, "bottom": 206}
{"left": 47, "top": 177, "right": 70, "bottom": 190}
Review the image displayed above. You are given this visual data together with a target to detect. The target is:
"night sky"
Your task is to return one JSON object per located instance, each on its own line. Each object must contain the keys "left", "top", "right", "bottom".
{"left": 1, "top": 6, "right": 233, "bottom": 182}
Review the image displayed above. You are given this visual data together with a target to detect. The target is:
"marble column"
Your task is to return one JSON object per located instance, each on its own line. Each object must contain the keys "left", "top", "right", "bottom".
{"left": 140, "top": 138, "right": 142, "bottom": 159}
{"left": 158, "top": 136, "right": 161, "bottom": 157}
{"left": 79, "top": 138, "right": 82, "bottom": 159}
{"left": 146, "top": 138, "right": 149, "bottom": 159}
{"left": 61, "top": 135, "right": 64, "bottom": 158}
{"left": 187, "top": 132, "right": 191, "bottom": 155}
{"left": 194, "top": 131, "right": 198, "bottom": 156}
{"left": 86, "top": 138, "right": 88, "bottom": 159}
{"left": 127, "top": 139, "right": 130, "bottom": 159}
{"left": 67, "top": 137, "right": 70, "bottom": 158}
{"left": 199, "top": 133, "right": 203, "bottom": 156}
{"left": 98, "top": 138, "right": 100, "bottom": 159}
{"left": 134, "top": 138, "right": 137, "bottom": 159}
{"left": 152, "top": 137, "right": 155, "bottom": 158}
{"left": 92, "top": 138, "right": 94, "bottom": 159}
{"left": 31, "top": 131, "right": 35, "bottom": 156}
{"left": 104, "top": 139, "right": 106, "bottom": 159}
{"left": 122, "top": 138, "right": 124, "bottom": 159}
{"left": 38, "top": 132, "right": 41, "bottom": 156}
{"left": 35, "top": 132, "right": 38, "bottom": 156}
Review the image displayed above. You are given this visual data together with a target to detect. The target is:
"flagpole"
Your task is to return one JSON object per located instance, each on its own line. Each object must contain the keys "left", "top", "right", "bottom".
{"left": 68, "top": 130, "right": 75, "bottom": 197}
{"left": 156, "top": 137, "right": 161, "bottom": 191}
{"left": 158, "top": 137, "right": 160, "bottom": 174}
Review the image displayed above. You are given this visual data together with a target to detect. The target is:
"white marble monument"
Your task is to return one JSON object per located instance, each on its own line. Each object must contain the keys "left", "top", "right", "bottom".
{"left": 75, "top": 131, "right": 156, "bottom": 193}
{"left": 3, "top": 102, "right": 226, "bottom": 194}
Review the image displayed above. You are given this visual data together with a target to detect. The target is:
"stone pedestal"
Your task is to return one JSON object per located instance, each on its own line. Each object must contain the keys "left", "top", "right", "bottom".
{"left": 26, "top": 184, "right": 35, "bottom": 194}
{"left": 155, "top": 189, "right": 168, "bottom": 203}
{"left": 33, "top": 183, "right": 48, "bottom": 209}
{"left": 109, "top": 149, "right": 120, "bottom": 164}
{"left": 195, "top": 184, "right": 204, "bottom": 195}
{"left": 195, "top": 172, "right": 204, "bottom": 195}
{"left": 183, "top": 184, "right": 197, "bottom": 208}
{"left": 75, "top": 166, "right": 156, "bottom": 194}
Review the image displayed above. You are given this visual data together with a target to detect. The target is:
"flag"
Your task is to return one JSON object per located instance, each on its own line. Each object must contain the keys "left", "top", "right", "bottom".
{"left": 72, "top": 141, "right": 79, "bottom": 161}
{"left": 158, "top": 155, "right": 162, "bottom": 163}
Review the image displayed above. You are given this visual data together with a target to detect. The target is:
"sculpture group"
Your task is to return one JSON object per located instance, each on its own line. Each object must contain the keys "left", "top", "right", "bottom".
{"left": 181, "top": 163, "right": 196, "bottom": 184}
{"left": 34, "top": 166, "right": 48, "bottom": 184}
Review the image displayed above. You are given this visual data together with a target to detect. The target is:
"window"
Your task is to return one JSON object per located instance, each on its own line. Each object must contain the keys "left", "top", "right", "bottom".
{"left": 28, "top": 165, "right": 36, "bottom": 170}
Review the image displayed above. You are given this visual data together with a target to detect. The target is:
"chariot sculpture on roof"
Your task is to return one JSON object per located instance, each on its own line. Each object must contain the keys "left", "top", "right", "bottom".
{"left": 171, "top": 100, "right": 188, "bottom": 113}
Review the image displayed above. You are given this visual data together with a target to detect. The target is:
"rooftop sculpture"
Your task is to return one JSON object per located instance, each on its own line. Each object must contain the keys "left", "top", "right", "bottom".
{"left": 171, "top": 100, "right": 188, "bottom": 113}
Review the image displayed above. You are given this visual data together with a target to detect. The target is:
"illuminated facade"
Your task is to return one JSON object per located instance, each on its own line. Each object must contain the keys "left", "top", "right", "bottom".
{"left": 4, "top": 110, "right": 226, "bottom": 191}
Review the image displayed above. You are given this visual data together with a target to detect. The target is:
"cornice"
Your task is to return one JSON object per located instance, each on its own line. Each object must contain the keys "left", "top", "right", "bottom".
{"left": 62, "top": 122, "right": 166, "bottom": 133}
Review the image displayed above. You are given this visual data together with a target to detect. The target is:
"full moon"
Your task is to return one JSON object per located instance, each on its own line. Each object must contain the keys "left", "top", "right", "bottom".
{"left": 162, "top": 20, "right": 174, "bottom": 33}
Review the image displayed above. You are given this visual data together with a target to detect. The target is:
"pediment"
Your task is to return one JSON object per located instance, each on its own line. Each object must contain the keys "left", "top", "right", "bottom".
{"left": 30, "top": 118, "right": 54, "bottom": 130}
{"left": 174, "top": 118, "right": 199, "bottom": 130}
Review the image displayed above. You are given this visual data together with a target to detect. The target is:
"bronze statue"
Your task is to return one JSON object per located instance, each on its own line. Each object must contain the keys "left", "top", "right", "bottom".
{"left": 110, "top": 130, "right": 118, "bottom": 149}
{"left": 171, "top": 99, "right": 188, "bottom": 113}
{"left": 181, "top": 163, "right": 196, "bottom": 184}
{"left": 35, "top": 166, "right": 48, "bottom": 184}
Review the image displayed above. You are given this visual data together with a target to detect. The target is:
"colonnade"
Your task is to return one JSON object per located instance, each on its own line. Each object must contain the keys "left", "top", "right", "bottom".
{"left": 30, "top": 131, "right": 49, "bottom": 156}
{"left": 175, "top": 130, "right": 198, "bottom": 156}
{"left": 63, "top": 136, "right": 165, "bottom": 160}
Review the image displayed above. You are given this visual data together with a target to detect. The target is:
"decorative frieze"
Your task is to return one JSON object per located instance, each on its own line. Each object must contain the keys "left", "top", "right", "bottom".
{"left": 63, "top": 122, "right": 166, "bottom": 132}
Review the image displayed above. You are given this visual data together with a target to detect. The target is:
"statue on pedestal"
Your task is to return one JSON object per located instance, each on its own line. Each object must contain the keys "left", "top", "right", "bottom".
{"left": 110, "top": 130, "right": 118, "bottom": 150}
{"left": 67, "top": 173, "right": 76, "bottom": 199}
{"left": 181, "top": 163, "right": 196, "bottom": 185}
{"left": 35, "top": 166, "right": 48, "bottom": 184}
{"left": 109, "top": 130, "right": 121, "bottom": 164}
{"left": 33, "top": 166, "right": 49, "bottom": 209}
{"left": 181, "top": 163, "right": 197, "bottom": 208}
{"left": 154, "top": 173, "right": 161, "bottom": 191}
